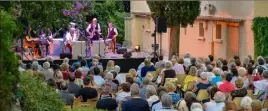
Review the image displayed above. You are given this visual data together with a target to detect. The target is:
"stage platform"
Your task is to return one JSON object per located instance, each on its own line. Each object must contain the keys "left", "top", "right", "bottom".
{"left": 22, "top": 51, "right": 150, "bottom": 73}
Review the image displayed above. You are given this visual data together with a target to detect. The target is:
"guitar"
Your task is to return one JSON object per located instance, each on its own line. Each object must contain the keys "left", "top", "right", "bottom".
{"left": 47, "top": 28, "right": 62, "bottom": 43}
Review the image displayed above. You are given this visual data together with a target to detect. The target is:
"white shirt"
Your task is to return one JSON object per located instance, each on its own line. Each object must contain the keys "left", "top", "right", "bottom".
{"left": 116, "top": 91, "right": 131, "bottom": 102}
{"left": 18, "top": 67, "right": 25, "bottom": 73}
{"left": 86, "top": 23, "right": 101, "bottom": 34}
{"left": 93, "top": 75, "right": 105, "bottom": 88}
{"left": 116, "top": 73, "right": 127, "bottom": 84}
{"left": 65, "top": 32, "right": 77, "bottom": 44}
{"left": 81, "top": 66, "right": 90, "bottom": 75}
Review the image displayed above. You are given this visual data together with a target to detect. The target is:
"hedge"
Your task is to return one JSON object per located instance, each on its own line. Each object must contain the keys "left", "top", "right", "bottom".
{"left": 252, "top": 17, "right": 268, "bottom": 58}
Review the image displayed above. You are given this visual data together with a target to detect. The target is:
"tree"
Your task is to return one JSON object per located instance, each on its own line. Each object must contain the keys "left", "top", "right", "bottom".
{"left": 147, "top": 1, "right": 200, "bottom": 59}
{"left": 0, "top": 9, "right": 20, "bottom": 111}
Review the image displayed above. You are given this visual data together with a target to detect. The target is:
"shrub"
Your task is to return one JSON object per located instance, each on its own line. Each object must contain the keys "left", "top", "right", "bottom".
{"left": 252, "top": 17, "right": 268, "bottom": 58}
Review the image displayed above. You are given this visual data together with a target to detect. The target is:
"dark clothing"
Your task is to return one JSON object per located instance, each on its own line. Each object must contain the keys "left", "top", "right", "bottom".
{"left": 122, "top": 98, "right": 150, "bottom": 111}
{"left": 186, "top": 64, "right": 195, "bottom": 74}
{"left": 231, "top": 88, "right": 248, "bottom": 99}
{"left": 60, "top": 91, "right": 74, "bottom": 105}
{"left": 68, "top": 82, "right": 81, "bottom": 95}
{"left": 75, "top": 87, "right": 98, "bottom": 102}
{"left": 196, "top": 83, "right": 211, "bottom": 93}
{"left": 108, "top": 28, "right": 116, "bottom": 39}
{"left": 163, "top": 69, "right": 176, "bottom": 84}
{"left": 89, "top": 23, "right": 100, "bottom": 41}
{"left": 141, "top": 65, "right": 156, "bottom": 78}
{"left": 96, "top": 96, "right": 117, "bottom": 111}
{"left": 112, "top": 79, "right": 120, "bottom": 86}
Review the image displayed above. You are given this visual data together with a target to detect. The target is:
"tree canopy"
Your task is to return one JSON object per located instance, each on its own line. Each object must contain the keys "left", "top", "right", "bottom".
{"left": 147, "top": 1, "right": 200, "bottom": 58}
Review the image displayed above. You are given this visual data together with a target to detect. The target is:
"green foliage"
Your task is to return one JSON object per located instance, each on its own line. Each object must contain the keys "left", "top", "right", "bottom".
{"left": 147, "top": 1, "right": 200, "bottom": 27}
{"left": 0, "top": 9, "right": 20, "bottom": 110}
{"left": 89, "top": 0, "right": 128, "bottom": 43}
{"left": 252, "top": 17, "right": 268, "bottom": 58}
{"left": 70, "top": 107, "right": 106, "bottom": 111}
{"left": 19, "top": 72, "right": 65, "bottom": 111}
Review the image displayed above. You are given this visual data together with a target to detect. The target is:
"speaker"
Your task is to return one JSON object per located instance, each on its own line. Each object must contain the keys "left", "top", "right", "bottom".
{"left": 59, "top": 53, "right": 72, "bottom": 59}
{"left": 117, "top": 47, "right": 127, "bottom": 54}
{"left": 123, "top": 51, "right": 132, "bottom": 59}
{"left": 156, "top": 16, "right": 167, "bottom": 33}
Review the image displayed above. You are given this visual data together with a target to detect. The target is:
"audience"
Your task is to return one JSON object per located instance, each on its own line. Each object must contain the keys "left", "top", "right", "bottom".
{"left": 122, "top": 83, "right": 150, "bottom": 111}
{"left": 75, "top": 77, "right": 98, "bottom": 102}
{"left": 59, "top": 82, "right": 74, "bottom": 106}
{"left": 96, "top": 85, "right": 117, "bottom": 111}
{"left": 18, "top": 53, "right": 268, "bottom": 111}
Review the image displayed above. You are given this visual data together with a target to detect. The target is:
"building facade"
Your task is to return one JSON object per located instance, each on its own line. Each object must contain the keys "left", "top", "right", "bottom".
{"left": 125, "top": 1, "right": 268, "bottom": 59}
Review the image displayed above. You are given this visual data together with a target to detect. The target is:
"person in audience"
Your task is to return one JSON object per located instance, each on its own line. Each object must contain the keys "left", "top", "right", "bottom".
{"left": 231, "top": 67, "right": 249, "bottom": 89}
{"left": 243, "top": 56, "right": 250, "bottom": 68}
{"left": 46, "top": 56, "right": 54, "bottom": 68}
{"left": 60, "top": 63, "right": 70, "bottom": 81}
{"left": 63, "top": 58, "right": 69, "bottom": 65}
{"left": 42, "top": 62, "right": 54, "bottom": 81}
{"left": 59, "top": 81, "right": 74, "bottom": 106}
{"left": 157, "top": 94, "right": 177, "bottom": 111}
{"left": 32, "top": 58, "right": 43, "bottom": 71}
{"left": 96, "top": 85, "right": 117, "bottom": 111}
{"left": 235, "top": 59, "right": 241, "bottom": 70}
{"left": 106, "top": 60, "right": 115, "bottom": 71}
{"left": 251, "top": 100, "right": 263, "bottom": 111}
{"left": 184, "top": 52, "right": 191, "bottom": 67}
{"left": 176, "top": 99, "right": 189, "bottom": 111}
{"left": 116, "top": 83, "right": 131, "bottom": 102}
{"left": 105, "top": 72, "right": 118, "bottom": 91}
{"left": 126, "top": 76, "right": 134, "bottom": 85}
{"left": 110, "top": 70, "right": 120, "bottom": 86}
{"left": 89, "top": 59, "right": 103, "bottom": 73}
{"left": 186, "top": 57, "right": 196, "bottom": 74}
{"left": 129, "top": 68, "right": 141, "bottom": 84}
{"left": 256, "top": 56, "right": 267, "bottom": 70}
{"left": 178, "top": 57, "right": 187, "bottom": 72}
{"left": 190, "top": 103, "right": 203, "bottom": 111}
{"left": 172, "top": 58, "right": 185, "bottom": 74}
{"left": 18, "top": 60, "right": 25, "bottom": 73}
{"left": 165, "top": 82, "right": 180, "bottom": 104}
{"left": 184, "top": 66, "right": 198, "bottom": 91}
{"left": 74, "top": 68, "right": 83, "bottom": 87}
{"left": 193, "top": 72, "right": 211, "bottom": 93}
{"left": 138, "top": 56, "right": 154, "bottom": 73}
{"left": 54, "top": 70, "right": 64, "bottom": 90}
{"left": 240, "top": 96, "right": 253, "bottom": 111}
{"left": 140, "top": 77, "right": 150, "bottom": 99}
{"left": 122, "top": 83, "right": 150, "bottom": 111}
{"left": 215, "top": 60, "right": 223, "bottom": 69}
{"left": 206, "top": 64, "right": 215, "bottom": 80}
{"left": 141, "top": 58, "right": 156, "bottom": 78}
{"left": 93, "top": 67, "right": 105, "bottom": 88}
{"left": 88, "top": 54, "right": 102, "bottom": 68}
{"left": 71, "top": 55, "right": 83, "bottom": 71}
{"left": 155, "top": 55, "right": 165, "bottom": 69}
{"left": 210, "top": 68, "right": 223, "bottom": 85}
{"left": 152, "top": 87, "right": 167, "bottom": 111}
{"left": 31, "top": 61, "right": 41, "bottom": 77}
{"left": 231, "top": 78, "right": 247, "bottom": 99}
{"left": 145, "top": 85, "right": 159, "bottom": 107}
{"left": 219, "top": 72, "right": 235, "bottom": 93}
{"left": 206, "top": 91, "right": 226, "bottom": 111}
{"left": 184, "top": 91, "right": 197, "bottom": 110}
{"left": 75, "top": 77, "right": 98, "bottom": 102}
{"left": 253, "top": 70, "right": 268, "bottom": 96}
{"left": 161, "top": 61, "right": 176, "bottom": 85}
{"left": 68, "top": 74, "right": 81, "bottom": 95}
{"left": 80, "top": 59, "right": 89, "bottom": 76}
{"left": 204, "top": 86, "right": 219, "bottom": 106}
{"left": 223, "top": 101, "right": 237, "bottom": 111}
{"left": 115, "top": 65, "right": 125, "bottom": 84}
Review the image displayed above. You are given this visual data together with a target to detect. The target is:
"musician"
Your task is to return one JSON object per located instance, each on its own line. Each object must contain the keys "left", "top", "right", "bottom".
{"left": 39, "top": 30, "right": 50, "bottom": 56}
{"left": 24, "top": 27, "right": 41, "bottom": 58}
{"left": 62, "top": 28, "right": 78, "bottom": 53}
{"left": 86, "top": 18, "right": 101, "bottom": 42}
{"left": 107, "top": 22, "right": 118, "bottom": 53}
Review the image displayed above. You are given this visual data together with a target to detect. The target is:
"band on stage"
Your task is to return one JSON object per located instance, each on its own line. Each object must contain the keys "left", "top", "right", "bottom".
{"left": 23, "top": 18, "right": 118, "bottom": 58}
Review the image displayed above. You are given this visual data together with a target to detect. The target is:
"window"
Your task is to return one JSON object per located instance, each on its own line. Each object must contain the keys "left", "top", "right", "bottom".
{"left": 199, "top": 23, "right": 204, "bottom": 37}
{"left": 216, "top": 24, "right": 222, "bottom": 39}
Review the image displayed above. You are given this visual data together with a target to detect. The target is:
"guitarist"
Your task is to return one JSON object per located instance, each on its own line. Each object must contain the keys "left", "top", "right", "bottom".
{"left": 62, "top": 28, "right": 78, "bottom": 53}
{"left": 107, "top": 22, "right": 118, "bottom": 53}
{"left": 86, "top": 18, "right": 101, "bottom": 44}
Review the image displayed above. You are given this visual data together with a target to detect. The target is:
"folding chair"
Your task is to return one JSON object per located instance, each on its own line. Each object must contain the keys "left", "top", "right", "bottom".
{"left": 233, "top": 97, "right": 242, "bottom": 110}
{"left": 196, "top": 89, "right": 209, "bottom": 101}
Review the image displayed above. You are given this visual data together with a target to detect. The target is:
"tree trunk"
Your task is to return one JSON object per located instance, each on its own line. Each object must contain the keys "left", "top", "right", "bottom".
{"left": 169, "top": 25, "right": 180, "bottom": 60}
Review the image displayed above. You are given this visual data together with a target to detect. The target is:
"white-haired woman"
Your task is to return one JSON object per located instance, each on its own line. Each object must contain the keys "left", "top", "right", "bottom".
{"left": 158, "top": 94, "right": 177, "bottom": 111}
{"left": 190, "top": 103, "right": 203, "bottom": 111}
{"left": 192, "top": 72, "right": 211, "bottom": 93}
{"left": 231, "top": 67, "right": 249, "bottom": 89}
{"left": 105, "top": 72, "right": 118, "bottom": 91}
{"left": 54, "top": 70, "right": 64, "bottom": 90}
{"left": 210, "top": 68, "right": 223, "bottom": 85}
{"left": 42, "top": 62, "right": 54, "bottom": 81}
{"left": 145, "top": 85, "right": 159, "bottom": 107}
{"left": 240, "top": 96, "right": 253, "bottom": 111}
{"left": 161, "top": 61, "right": 176, "bottom": 85}
{"left": 206, "top": 91, "right": 226, "bottom": 111}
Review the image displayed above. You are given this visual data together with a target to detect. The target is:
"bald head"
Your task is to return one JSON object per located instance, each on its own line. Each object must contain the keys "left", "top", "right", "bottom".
{"left": 92, "top": 18, "right": 97, "bottom": 24}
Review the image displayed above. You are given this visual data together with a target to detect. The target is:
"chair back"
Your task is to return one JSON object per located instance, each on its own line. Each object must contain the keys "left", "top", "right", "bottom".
{"left": 233, "top": 97, "right": 242, "bottom": 110}
{"left": 146, "top": 71, "right": 157, "bottom": 82}
{"left": 196, "top": 89, "right": 209, "bottom": 101}
{"left": 176, "top": 74, "right": 186, "bottom": 85}
{"left": 165, "top": 78, "right": 178, "bottom": 86}
{"left": 186, "top": 81, "right": 196, "bottom": 91}
{"left": 80, "top": 97, "right": 98, "bottom": 108}
{"left": 247, "top": 90, "right": 254, "bottom": 97}
{"left": 263, "top": 100, "right": 268, "bottom": 108}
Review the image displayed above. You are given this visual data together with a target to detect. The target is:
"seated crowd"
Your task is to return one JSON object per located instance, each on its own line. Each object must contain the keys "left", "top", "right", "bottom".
{"left": 17, "top": 53, "right": 268, "bottom": 111}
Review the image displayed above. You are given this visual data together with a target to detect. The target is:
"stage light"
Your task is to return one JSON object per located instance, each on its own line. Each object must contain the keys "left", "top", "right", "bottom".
{"left": 135, "top": 45, "right": 140, "bottom": 52}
